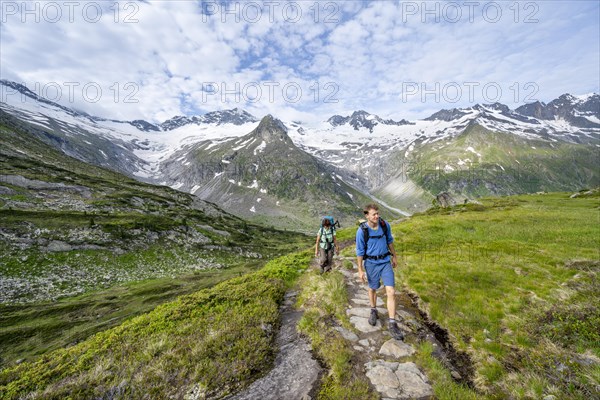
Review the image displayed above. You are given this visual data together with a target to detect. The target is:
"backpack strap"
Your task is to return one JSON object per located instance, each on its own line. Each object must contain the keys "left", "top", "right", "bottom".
{"left": 360, "top": 222, "right": 369, "bottom": 257}
{"left": 380, "top": 218, "right": 388, "bottom": 239}
{"left": 320, "top": 226, "right": 333, "bottom": 244}
{"left": 362, "top": 219, "right": 390, "bottom": 260}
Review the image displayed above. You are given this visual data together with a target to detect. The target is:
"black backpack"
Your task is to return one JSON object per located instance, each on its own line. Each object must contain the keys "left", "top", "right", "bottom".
{"left": 360, "top": 218, "right": 390, "bottom": 259}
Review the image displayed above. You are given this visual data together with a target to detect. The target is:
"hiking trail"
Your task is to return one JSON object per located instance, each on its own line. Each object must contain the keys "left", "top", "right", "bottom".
{"left": 224, "top": 289, "right": 321, "bottom": 400}
{"left": 333, "top": 254, "right": 434, "bottom": 400}
{"left": 227, "top": 241, "right": 470, "bottom": 399}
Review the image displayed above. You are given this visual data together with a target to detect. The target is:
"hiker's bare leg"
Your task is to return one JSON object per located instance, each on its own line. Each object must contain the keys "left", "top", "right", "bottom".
{"left": 385, "top": 285, "right": 396, "bottom": 319}
{"left": 369, "top": 287, "right": 377, "bottom": 308}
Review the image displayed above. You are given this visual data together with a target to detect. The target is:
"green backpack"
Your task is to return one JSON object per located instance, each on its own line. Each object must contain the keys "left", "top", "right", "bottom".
{"left": 319, "top": 216, "right": 339, "bottom": 250}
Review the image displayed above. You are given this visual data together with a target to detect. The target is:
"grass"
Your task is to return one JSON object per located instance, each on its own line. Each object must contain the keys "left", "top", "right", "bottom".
{"left": 296, "top": 269, "right": 377, "bottom": 399}
{"left": 0, "top": 263, "right": 263, "bottom": 369}
{"left": 393, "top": 191, "right": 599, "bottom": 398}
{"left": 0, "top": 251, "right": 310, "bottom": 399}
{"left": 414, "top": 342, "right": 481, "bottom": 400}
{"left": 2, "top": 190, "right": 596, "bottom": 398}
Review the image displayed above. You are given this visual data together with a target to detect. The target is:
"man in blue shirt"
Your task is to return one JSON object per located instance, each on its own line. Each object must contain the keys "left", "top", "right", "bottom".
{"left": 355, "top": 204, "right": 404, "bottom": 340}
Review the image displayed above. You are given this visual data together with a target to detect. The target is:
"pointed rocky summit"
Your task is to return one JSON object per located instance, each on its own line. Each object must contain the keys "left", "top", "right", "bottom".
{"left": 253, "top": 115, "right": 291, "bottom": 143}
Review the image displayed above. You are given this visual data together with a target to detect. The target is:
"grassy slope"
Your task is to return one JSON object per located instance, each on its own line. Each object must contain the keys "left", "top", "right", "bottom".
{"left": 394, "top": 191, "right": 599, "bottom": 398}
{"left": 407, "top": 124, "right": 600, "bottom": 197}
{"left": 0, "top": 120, "right": 309, "bottom": 367}
{"left": 2, "top": 191, "right": 597, "bottom": 399}
{"left": 0, "top": 264, "right": 264, "bottom": 371}
{"left": 0, "top": 252, "right": 311, "bottom": 399}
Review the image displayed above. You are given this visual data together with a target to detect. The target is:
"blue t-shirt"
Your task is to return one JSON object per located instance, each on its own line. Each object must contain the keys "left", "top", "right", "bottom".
{"left": 356, "top": 220, "right": 394, "bottom": 265}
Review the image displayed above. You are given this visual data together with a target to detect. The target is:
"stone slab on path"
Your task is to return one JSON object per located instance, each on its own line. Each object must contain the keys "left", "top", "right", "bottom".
{"left": 346, "top": 307, "right": 388, "bottom": 318}
{"left": 395, "top": 362, "right": 434, "bottom": 399}
{"left": 379, "top": 339, "right": 416, "bottom": 358}
{"left": 366, "top": 363, "right": 401, "bottom": 398}
{"left": 334, "top": 326, "right": 359, "bottom": 342}
{"left": 365, "top": 361, "right": 433, "bottom": 400}
{"left": 350, "top": 316, "right": 381, "bottom": 333}
{"left": 351, "top": 298, "right": 385, "bottom": 307}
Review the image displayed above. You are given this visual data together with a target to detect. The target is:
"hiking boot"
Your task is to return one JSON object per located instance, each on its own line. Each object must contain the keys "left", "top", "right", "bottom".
{"left": 389, "top": 321, "right": 405, "bottom": 341}
{"left": 368, "top": 309, "right": 378, "bottom": 326}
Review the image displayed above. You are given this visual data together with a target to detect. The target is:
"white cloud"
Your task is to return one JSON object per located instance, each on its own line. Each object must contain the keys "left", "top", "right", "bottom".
{"left": 0, "top": 0, "right": 597, "bottom": 123}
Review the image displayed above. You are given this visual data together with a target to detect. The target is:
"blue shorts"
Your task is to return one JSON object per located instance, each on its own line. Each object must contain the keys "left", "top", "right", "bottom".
{"left": 365, "top": 261, "right": 395, "bottom": 290}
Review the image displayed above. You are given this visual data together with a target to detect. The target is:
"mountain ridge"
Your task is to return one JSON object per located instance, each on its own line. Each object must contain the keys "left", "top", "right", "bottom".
{"left": 327, "top": 110, "right": 414, "bottom": 132}
{"left": 4, "top": 79, "right": 597, "bottom": 134}
{"left": 1, "top": 79, "right": 598, "bottom": 222}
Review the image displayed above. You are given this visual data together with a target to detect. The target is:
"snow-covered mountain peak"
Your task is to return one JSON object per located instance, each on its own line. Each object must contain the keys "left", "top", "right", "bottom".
{"left": 327, "top": 110, "right": 412, "bottom": 133}
{"left": 200, "top": 108, "right": 258, "bottom": 126}
{"left": 515, "top": 93, "right": 599, "bottom": 129}
{"left": 424, "top": 108, "right": 469, "bottom": 122}
{"left": 573, "top": 93, "right": 598, "bottom": 103}
{"left": 159, "top": 108, "right": 258, "bottom": 131}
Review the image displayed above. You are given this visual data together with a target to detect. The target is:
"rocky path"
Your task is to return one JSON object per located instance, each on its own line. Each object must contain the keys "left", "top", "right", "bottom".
{"left": 226, "top": 250, "right": 458, "bottom": 400}
{"left": 225, "top": 290, "right": 321, "bottom": 400}
{"left": 335, "top": 260, "right": 435, "bottom": 400}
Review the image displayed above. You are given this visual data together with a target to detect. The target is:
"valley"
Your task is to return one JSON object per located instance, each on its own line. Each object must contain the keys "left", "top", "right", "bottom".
{"left": 0, "top": 80, "right": 598, "bottom": 399}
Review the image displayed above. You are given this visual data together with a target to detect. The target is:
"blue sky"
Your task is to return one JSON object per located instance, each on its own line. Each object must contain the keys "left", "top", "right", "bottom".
{"left": 1, "top": 0, "right": 598, "bottom": 123}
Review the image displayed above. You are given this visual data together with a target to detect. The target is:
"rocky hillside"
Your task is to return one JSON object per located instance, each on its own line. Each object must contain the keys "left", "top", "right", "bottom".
{"left": 0, "top": 112, "right": 305, "bottom": 303}
{"left": 156, "top": 114, "right": 402, "bottom": 230}
{"left": 397, "top": 123, "right": 600, "bottom": 199}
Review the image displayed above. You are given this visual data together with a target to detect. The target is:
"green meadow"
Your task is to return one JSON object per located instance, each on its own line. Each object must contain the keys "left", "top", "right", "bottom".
{"left": 393, "top": 190, "right": 599, "bottom": 399}
{"left": 0, "top": 252, "right": 310, "bottom": 399}
{"left": 1, "top": 190, "right": 598, "bottom": 399}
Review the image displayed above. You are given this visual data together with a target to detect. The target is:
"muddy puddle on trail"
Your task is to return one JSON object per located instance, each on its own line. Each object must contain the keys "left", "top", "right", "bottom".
{"left": 398, "top": 290, "right": 475, "bottom": 387}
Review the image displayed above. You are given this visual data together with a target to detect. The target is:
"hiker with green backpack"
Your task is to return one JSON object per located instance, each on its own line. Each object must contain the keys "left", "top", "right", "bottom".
{"left": 356, "top": 204, "right": 404, "bottom": 341}
{"left": 315, "top": 216, "right": 338, "bottom": 273}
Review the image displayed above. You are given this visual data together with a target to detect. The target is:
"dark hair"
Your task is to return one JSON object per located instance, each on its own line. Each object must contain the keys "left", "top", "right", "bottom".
{"left": 322, "top": 218, "right": 331, "bottom": 227}
{"left": 363, "top": 203, "right": 379, "bottom": 215}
